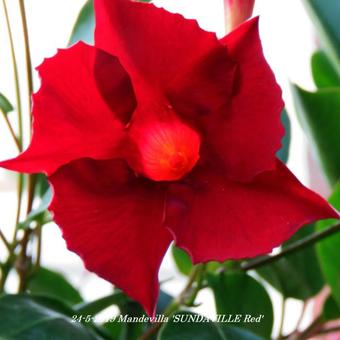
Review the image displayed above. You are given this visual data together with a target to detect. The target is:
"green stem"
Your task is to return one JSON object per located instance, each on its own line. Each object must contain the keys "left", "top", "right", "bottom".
{"left": 140, "top": 264, "right": 206, "bottom": 340}
{"left": 0, "top": 109, "right": 20, "bottom": 151}
{"left": 2, "top": 0, "right": 23, "bottom": 150}
{"left": 241, "top": 222, "right": 340, "bottom": 271}
{"left": 0, "top": 228, "right": 11, "bottom": 252}
{"left": 18, "top": 0, "right": 33, "bottom": 116}
{"left": 18, "top": 0, "right": 36, "bottom": 215}
{"left": 17, "top": 229, "right": 32, "bottom": 293}
{"left": 34, "top": 224, "right": 42, "bottom": 269}
{"left": 12, "top": 174, "right": 23, "bottom": 243}
{"left": 278, "top": 297, "right": 286, "bottom": 339}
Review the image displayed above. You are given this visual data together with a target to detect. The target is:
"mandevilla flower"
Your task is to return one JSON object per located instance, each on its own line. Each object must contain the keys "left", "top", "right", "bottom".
{"left": 0, "top": 0, "right": 338, "bottom": 316}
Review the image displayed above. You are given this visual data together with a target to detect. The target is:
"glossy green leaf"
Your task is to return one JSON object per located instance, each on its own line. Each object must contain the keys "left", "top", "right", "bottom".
{"left": 158, "top": 311, "right": 226, "bottom": 340}
{"left": 303, "top": 0, "right": 340, "bottom": 71}
{"left": 208, "top": 272, "right": 273, "bottom": 338}
{"left": 316, "top": 182, "right": 340, "bottom": 308}
{"left": 0, "top": 92, "right": 13, "bottom": 113}
{"left": 69, "top": 0, "right": 94, "bottom": 46}
{"left": 257, "top": 224, "right": 324, "bottom": 300}
{"left": 311, "top": 50, "right": 340, "bottom": 88}
{"left": 276, "top": 109, "right": 291, "bottom": 163}
{"left": 75, "top": 291, "right": 126, "bottom": 315}
{"left": 27, "top": 267, "right": 83, "bottom": 305}
{"left": 292, "top": 85, "right": 340, "bottom": 185}
{"left": 0, "top": 295, "right": 101, "bottom": 339}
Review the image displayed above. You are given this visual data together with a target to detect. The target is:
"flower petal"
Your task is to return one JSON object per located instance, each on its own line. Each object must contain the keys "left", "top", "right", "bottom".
{"left": 94, "top": 0, "right": 221, "bottom": 95}
{"left": 166, "top": 160, "right": 339, "bottom": 263}
{"left": 49, "top": 158, "right": 172, "bottom": 316}
{"left": 210, "top": 17, "right": 284, "bottom": 181}
{"left": 0, "top": 42, "right": 136, "bottom": 175}
{"left": 166, "top": 45, "right": 237, "bottom": 129}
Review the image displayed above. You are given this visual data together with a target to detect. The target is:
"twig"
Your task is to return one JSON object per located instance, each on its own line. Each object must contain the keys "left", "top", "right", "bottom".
{"left": 278, "top": 297, "right": 286, "bottom": 339}
{"left": 2, "top": 0, "right": 23, "bottom": 149}
{"left": 241, "top": 222, "right": 340, "bottom": 271}
{"left": 0, "top": 110, "right": 20, "bottom": 151}
{"left": 0, "top": 228, "right": 11, "bottom": 252}
{"left": 140, "top": 264, "right": 206, "bottom": 340}
{"left": 18, "top": 0, "right": 36, "bottom": 215}
{"left": 34, "top": 224, "right": 42, "bottom": 269}
{"left": 17, "top": 229, "right": 32, "bottom": 293}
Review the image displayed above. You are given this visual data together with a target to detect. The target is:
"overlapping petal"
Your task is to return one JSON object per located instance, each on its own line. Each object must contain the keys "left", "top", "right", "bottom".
{"left": 211, "top": 17, "right": 284, "bottom": 180}
{"left": 166, "top": 160, "right": 339, "bottom": 263}
{"left": 0, "top": 42, "right": 136, "bottom": 175}
{"left": 164, "top": 17, "right": 284, "bottom": 181}
{"left": 49, "top": 158, "right": 172, "bottom": 316}
{"left": 94, "top": 0, "right": 221, "bottom": 96}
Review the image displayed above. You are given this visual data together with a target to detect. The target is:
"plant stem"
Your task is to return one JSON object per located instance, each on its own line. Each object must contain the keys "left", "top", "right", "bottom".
{"left": 34, "top": 224, "right": 42, "bottom": 269}
{"left": 0, "top": 228, "right": 11, "bottom": 252}
{"left": 12, "top": 174, "right": 23, "bottom": 243}
{"left": 2, "top": 0, "right": 23, "bottom": 150}
{"left": 241, "top": 222, "right": 340, "bottom": 271}
{"left": 18, "top": 0, "right": 36, "bottom": 215}
{"left": 0, "top": 110, "right": 20, "bottom": 151}
{"left": 278, "top": 297, "right": 286, "bottom": 339}
{"left": 18, "top": 0, "right": 33, "bottom": 117}
{"left": 140, "top": 264, "right": 206, "bottom": 340}
{"left": 17, "top": 229, "right": 32, "bottom": 293}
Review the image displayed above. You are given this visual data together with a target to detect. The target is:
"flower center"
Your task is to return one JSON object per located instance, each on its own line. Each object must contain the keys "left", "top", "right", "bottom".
{"left": 134, "top": 120, "right": 201, "bottom": 181}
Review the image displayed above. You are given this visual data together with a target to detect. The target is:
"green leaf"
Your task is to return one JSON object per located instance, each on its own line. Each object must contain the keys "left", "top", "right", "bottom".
{"left": 303, "top": 0, "right": 340, "bottom": 72}
{"left": 172, "top": 246, "right": 193, "bottom": 275}
{"left": 276, "top": 109, "right": 291, "bottom": 163}
{"left": 292, "top": 85, "right": 340, "bottom": 185}
{"left": 208, "top": 272, "right": 273, "bottom": 338}
{"left": 311, "top": 50, "right": 340, "bottom": 88}
{"left": 0, "top": 92, "right": 14, "bottom": 114}
{"left": 27, "top": 267, "right": 83, "bottom": 305}
{"left": 75, "top": 291, "right": 127, "bottom": 315}
{"left": 256, "top": 224, "right": 324, "bottom": 300}
{"left": 18, "top": 188, "right": 52, "bottom": 229}
{"left": 69, "top": 0, "right": 94, "bottom": 46}
{"left": 222, "top": 326, "right": 265, "bottom": 340}
{"left": 322, "top": 295, "right": 340, "bottom": 321}
{"left": 0, "top": 295, "right": 101, "bottom": 339}
{"left": 316, "top": 182, "right": 340, "bottom": 308}
{"left": 119, "top": 301, "right": 148, "bottom": 340}
{"left": 158, "top": 311, "right": 226, "bottom": 340}
{"left": 172, "top": 246, "right": 222, "bottom": 276}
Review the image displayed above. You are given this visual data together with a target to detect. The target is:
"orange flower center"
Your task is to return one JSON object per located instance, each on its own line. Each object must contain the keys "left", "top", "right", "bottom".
{"left": 135, "top": 120, "right": 201, "bottom": 181}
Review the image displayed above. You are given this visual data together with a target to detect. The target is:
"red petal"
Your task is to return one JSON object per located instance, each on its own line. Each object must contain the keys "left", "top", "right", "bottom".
{"left": 0, "top": 42, "right": 135, "bottom": 175}
{"left": 94, "top": 0, "right": 221, "bottom": 96}
{"left": 208, "top": 17, "right": 284, "bottom": 181}
{"left": 49, "top": 159, "right": 172, "bottom": 316}
{"left": 166, "top": 45, "right": 237, "bottom": 129}
{"left": 166, "top": 160, "right": 339, "bottom": 263}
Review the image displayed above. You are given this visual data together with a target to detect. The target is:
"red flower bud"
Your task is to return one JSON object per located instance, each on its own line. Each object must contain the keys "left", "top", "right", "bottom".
{"left": 224, "top": 0, "right": 256, "bottom": 33}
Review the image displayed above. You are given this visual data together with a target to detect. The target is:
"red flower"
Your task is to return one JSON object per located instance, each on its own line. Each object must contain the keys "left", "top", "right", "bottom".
{"left": 0, "top": 0, "right": 338, "bottom": 316}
